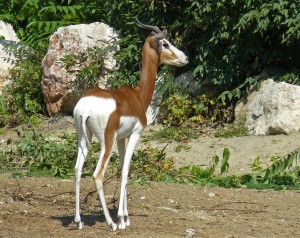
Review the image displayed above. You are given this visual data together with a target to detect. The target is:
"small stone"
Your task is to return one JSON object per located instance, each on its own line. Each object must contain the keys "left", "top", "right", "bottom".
{"left": 145, "top": 204, "right": 154, "bottom": 210}
{"left": 168, "top": 199, "right": 175, "bottom": 204}
{"left": 208, "top": 192, "right": 216, "bottom": 198}
{"left": 184, "top": 228, "right": 196, "bottom": 238}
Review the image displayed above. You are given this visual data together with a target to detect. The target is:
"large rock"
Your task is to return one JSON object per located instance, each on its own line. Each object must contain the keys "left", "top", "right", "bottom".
{"left": 0, "top": 21, "right": 20, "bottom": 92}
{"left": 42, "top": 22, "right": 118, "bottom": 116}
{"left": 235, "top": 79, "right": 300, "bottom": 135}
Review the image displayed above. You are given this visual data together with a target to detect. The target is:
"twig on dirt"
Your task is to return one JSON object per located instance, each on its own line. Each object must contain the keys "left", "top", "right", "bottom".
{"left": 103, "top": 169, "right": 120, "bottom": 186}
{"left": 111, "top": 179, "right": 119, "bottom": 204}
{"left": 18, "top": 191, "right": 75, "bottom": 204}
{"left": 24, "top": 195, "right": 54, "bottom": 203}
{"left": 83, "top": 190, "right": 96, "bottom": 204}
{"left": 205, "top": 207, "right": 266, "bottom": 213}
{"left": 210, "top": 201, "right": 258, "bottom": 208}
{"left": 5, "top": 166, "right": 21, "bottom": 189}
{"left": 160, "top": 143, "right": 169, "bottom": 156}
{"left": 47, "top": 191, "right": 75, "bottom": 198}
{"left": 83, "top": 170, "right": 120, "bottom": 204}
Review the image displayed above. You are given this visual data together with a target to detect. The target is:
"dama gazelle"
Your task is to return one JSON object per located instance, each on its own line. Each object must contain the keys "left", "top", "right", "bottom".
{"left": 73, "top": 18, "right": 188, "bottom": 231}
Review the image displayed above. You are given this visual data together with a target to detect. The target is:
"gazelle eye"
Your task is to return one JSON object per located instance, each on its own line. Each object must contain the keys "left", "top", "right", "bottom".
{"left": 163, "top": 43, "right": 170, "bottom": 49}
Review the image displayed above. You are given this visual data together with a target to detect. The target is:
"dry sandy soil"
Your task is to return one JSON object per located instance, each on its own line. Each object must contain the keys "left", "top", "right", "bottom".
{"left": 0, "top": 116, "right": 300, "bottom": 238}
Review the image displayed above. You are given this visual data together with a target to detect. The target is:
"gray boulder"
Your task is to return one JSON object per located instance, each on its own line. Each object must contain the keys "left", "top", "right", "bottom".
{"left": 41, "top": 22, "right": 119, "bottom": 116}
{"left": 235, "top": 79, "right": 300, "bottom": 135}
{"left": 0, "top": 21, "right": 20, "bottom": 92}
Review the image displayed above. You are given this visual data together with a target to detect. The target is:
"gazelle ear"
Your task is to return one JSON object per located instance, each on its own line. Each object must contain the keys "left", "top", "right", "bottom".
{"left": 153, "top": 30, "right": 167, "bottom": 41}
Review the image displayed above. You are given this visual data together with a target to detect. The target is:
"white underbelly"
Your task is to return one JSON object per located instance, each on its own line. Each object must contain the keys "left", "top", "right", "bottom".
{"left": 117, "top": 116, "right": 144, "bottom": 140}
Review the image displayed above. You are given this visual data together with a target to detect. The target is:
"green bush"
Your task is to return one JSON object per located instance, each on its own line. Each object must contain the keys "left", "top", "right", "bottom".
{"left": 0, "top": 45, "right": 46, "bottom": 126}
{"left": 185, "top": 0, "right": 300, "bottom": 100}
{"left": 160, "top": 93, "right": 233, "bottom": 127}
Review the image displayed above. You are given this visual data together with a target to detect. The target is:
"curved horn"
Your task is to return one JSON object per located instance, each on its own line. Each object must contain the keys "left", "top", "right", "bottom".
{"left": 153, "top": 30, "right": 167, "bottom": 41}
{"left": 135, "top": 18, "right": 161, "bottom": 34}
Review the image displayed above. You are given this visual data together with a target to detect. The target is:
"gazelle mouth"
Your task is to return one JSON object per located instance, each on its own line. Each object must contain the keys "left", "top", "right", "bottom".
{"left": 176, "top": 60, "right": 188, "bottom": 66}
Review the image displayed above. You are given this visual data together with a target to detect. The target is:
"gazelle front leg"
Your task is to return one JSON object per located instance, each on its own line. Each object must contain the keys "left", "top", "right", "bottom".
{"left": 118, "top": 134, "right": 140, "bottom": 230}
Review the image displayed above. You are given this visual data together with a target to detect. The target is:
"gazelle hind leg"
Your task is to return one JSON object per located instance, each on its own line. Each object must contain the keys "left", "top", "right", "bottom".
{"left": 93, "top": 134, "right": 117, "bottom": 231}
{"left": 74, "top": 129, "right": 92, "bottom": 229}
{"left": 117, "top": 139, "right": 130, "bottom": 227}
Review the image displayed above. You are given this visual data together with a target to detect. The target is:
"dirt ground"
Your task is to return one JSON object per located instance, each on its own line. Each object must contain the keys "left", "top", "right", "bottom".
{"left": 0, "top": 176, "right": 299, "bottom": 238}
{"left": 0, "top": 117, "right": 300, "bottom": 238}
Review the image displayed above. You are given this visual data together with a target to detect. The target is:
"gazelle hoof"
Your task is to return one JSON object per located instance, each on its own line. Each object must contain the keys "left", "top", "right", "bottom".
{"left": 76, "top": 221, "right": 83, "bottom": 230}
{"left": 118, "top": 221, "right": 127, "bottom": 230}
{"left": 110, "top": 222, "right": 117, "bottom": 231}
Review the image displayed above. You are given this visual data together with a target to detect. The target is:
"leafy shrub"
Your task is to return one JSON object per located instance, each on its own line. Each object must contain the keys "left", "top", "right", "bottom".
{"left": 276, "top": 70, "right": 300, "bottom": 85}
{"left": 1, "top": 45, "right": 46, "bottom": 126}
{"left": 1, "top": 128, "right": 299, "bottom": 190}
{"left": 177, "top": 148, "right": 230, "bottom": 184}
{"left": 62, "top": 44, "right": 118, "bottom": 89}
{"left": 14, "top": 130, "right": 77, "bottom": 177}
{"left": 160, "top": 93, "right": 233, "bottom": 127}
{"left": 130, "top": 143, "right": 176, "bottom": 184}
{"left": 184, "top": 0, "right": 300, "bottom": 100}
{"left": 0, "top": 129, "right": 176, "bottom": 181}
{"left": 0, "top": 95, "right": 14, "bottom": 128}
{"left": 160, "top": 94, "right": 194, "bottom": 127}
{"left": 250, "top": 152, "right": 300, "bottom": 188}
{"left": 62, "top": 35, "right": 142, "bottom": 90}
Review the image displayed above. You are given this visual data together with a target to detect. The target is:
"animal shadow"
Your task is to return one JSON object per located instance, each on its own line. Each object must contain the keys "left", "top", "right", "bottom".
{"left": 52, "top": 208, "right": 118, "bottom": 229}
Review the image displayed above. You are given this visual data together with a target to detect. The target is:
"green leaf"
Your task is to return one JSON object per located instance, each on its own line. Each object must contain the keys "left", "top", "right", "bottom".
{"left": 221, "top": 148, "right": 230, "bottom": 174}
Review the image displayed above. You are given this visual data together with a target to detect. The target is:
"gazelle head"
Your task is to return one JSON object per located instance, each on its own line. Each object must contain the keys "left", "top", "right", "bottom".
{"left": 135, "top": 18, "right": 188, "bottom": 67}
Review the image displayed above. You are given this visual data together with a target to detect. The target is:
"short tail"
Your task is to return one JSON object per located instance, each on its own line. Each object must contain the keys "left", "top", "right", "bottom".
{"left": 80, "top": 114, "right": 90, "bottom": 147}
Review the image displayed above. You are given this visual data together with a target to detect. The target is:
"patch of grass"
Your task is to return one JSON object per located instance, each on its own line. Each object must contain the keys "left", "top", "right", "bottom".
{"left": 145, "top": 126, "right": 199, "bottom": 143}
{"left": 214, "top": 117, "right": 248, "bottom": 138}
{"left": 0, "top": 127, "right": 6, "bottom": 134}
{"left": 174, "top": 143, "right": 191, "bottom": 153}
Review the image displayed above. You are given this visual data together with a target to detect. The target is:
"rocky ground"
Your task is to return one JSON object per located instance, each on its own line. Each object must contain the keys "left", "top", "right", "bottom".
{"left": 0, "top": 116, "right": 300, "bottom": 238}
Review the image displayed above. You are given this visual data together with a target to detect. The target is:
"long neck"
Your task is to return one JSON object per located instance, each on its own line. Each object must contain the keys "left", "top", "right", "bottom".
{"left": 135, "top": 39, "right": 159, "bottom": 111}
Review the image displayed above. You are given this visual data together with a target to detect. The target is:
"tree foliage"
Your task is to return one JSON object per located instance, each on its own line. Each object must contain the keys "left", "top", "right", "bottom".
{"left": 183, "top": 0, "right": 300, "bottom": 99}
{"left": 1, "top": 0, "right": 300, "bottom": 120}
